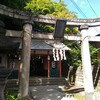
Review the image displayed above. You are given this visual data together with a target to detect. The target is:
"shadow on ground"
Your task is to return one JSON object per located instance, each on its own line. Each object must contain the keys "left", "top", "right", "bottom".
{"left": 30, "top": 85, "right": 84, "bottom": 100}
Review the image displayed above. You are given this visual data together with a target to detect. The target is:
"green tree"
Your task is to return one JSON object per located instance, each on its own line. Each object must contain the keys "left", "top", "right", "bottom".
{"left": 0, "top": 0, "right": 28, "bottom": 10}
{"left": 0, "top": 0, "right": 77, "bottom": 33}
{"left": 25, "top": 0, "right": 77, "bottom": 33}
{"left": 65, "top": 41, "right": 100, "bottom": 67}
{"left": 25, "top": 0, "right": 76, "bottom": 18}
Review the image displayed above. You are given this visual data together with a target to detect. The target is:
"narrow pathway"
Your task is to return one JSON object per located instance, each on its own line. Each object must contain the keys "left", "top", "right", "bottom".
{"left": 30, "top": 85, "right": 66, "bottom": 100}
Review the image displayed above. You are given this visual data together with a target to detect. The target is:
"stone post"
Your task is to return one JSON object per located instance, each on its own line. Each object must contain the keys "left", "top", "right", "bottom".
{"left": 19, "top": 20, "right": 32, "bottom": 100}
{"left": 80, "top": 25, "right": 95, "bottom": 100}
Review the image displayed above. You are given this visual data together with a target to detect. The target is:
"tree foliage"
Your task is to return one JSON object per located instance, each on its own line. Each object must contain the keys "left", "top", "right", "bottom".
{"left": 25, "top": 0, "right": 77, "bottom": 33}
{"left": 5, "top": 91, "right": 20, "bottom": 100}
{"left": 25, "top": 0, "right": 76, "bottom": 18}
{"left": 65, "top": 41, "right": 100, "bottom": 67}
{"left": 0, "top": 0, "right": 77, "bottom": 33}
{"left": 0, "top": 0, "right": 28, "bottom": 10}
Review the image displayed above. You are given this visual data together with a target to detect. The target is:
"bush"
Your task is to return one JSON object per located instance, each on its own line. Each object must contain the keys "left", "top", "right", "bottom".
{"left": 5, "top": 91, "right": 20, "bottom": 100}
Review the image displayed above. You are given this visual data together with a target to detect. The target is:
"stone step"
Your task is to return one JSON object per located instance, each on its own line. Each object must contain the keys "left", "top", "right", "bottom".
{"left": 5, "top": 77, "right": 70, "bottom": 91}
{"left": 29, "top": 77, "right": 69, "bottom": 86}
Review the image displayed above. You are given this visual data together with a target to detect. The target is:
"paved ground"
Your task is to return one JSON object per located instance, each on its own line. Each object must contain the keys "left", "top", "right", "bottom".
{"left": 29, "top": 85, "right": 100, "bottom": 100}
{"left": 30, "top": 85, "right": 66, "bottom": 100}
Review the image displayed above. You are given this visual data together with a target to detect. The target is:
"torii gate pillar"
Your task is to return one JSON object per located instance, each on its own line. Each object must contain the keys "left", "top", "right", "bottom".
{"left": 19, "top": 20, "right": 32, "bottom": 100}
{"left": 80, "top": 25, "right": 95, "bottom": 100}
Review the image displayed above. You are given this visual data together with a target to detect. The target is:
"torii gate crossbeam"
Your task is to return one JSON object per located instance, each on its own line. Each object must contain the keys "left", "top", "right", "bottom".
{"left": 1, "top": 4, "right": 100, "bottom": 27}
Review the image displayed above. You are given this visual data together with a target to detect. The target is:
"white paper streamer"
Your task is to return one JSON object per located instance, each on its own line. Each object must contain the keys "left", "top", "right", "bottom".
{"left": 53, "top": 48, "right": 56, "bottom": 61}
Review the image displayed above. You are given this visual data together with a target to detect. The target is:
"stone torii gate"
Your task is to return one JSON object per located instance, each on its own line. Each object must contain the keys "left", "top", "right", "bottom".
{"left": 0, "top": 4, "right": 100, "bottom": 100}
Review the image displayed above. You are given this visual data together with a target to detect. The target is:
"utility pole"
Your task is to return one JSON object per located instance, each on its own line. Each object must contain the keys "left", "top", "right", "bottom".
{"left": 80, "top": 25, "right": 95, "bottom": 100}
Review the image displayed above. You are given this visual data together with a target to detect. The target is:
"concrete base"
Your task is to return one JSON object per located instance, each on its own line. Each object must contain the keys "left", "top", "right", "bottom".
{"left": 85, "top": 92, "right": 96, "bottom": 100}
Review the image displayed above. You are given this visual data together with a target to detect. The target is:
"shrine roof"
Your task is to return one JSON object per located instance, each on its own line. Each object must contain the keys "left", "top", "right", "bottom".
{"left": 31, "top": 40, "right": 53, "bottom": 50}
{"left": 11, "top": 37, "right": 70, "bottom": 51}
{"left": 0, "top": 36, "right": 70, "bottom": 52}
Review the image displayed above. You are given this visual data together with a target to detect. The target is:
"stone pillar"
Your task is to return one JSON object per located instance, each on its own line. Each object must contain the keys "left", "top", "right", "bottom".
{"left": 80, "top": 25, "right": 95, "bottom": 100}
{"left": 19, "top": 20, "right": 32, "bottom": 100}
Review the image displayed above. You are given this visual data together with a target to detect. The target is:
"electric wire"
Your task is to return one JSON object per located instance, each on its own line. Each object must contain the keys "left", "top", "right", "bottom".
{"left": 86, "top": 0, "right": 100, "bottom": 34}
{"left": 63, "top": 0, "right": 85, "bottom": 45}
{"left": 70, "top": 0, "right": 87, "bottom": 18}
{"left": 64, "top": 0, "right": 100, "bottom": 47}
{"left": 69, "top": 0, "right": 100, "bottom": 35}
{"left": 86, "top": 0, "right": 98, "bottom": 17}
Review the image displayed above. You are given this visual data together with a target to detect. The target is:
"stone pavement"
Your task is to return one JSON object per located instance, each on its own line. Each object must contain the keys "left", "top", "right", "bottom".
{"left": 29, "top": 85, "right": 100, "bottom": 100}
{"left": 30, "top": 85, "right": 66, "bottom": 100}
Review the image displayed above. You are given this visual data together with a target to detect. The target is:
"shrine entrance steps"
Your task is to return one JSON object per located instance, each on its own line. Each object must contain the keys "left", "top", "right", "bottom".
{"left": 5, "top": 77, "right": 70, "bottom": 91}
{"left": 29, "top": 77, "right": 70, "bottom": 86}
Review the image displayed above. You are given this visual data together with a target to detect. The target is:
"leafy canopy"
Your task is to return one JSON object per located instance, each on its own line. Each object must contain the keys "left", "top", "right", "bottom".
{"left": 25, "top": 0, "right": 76, "bottom": 18}
{"left": 0, "top": 0, "right": 77, "bottom": 33}
{"left": 65, "top": 41, "right": 100, "bottom": 67}
{"left": 25, "top": 0, "right": 77, "bottom": 33}
{"left": 0, "top": 0, "right": 28, "bottom": 10}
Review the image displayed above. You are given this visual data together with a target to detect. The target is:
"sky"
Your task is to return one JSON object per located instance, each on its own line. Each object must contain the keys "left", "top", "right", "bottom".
{"left": 55, "top": 0, "right": 100, "bottom": 19}
{"left": 55, "top": 0, "right": 100, "bottom": 36}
